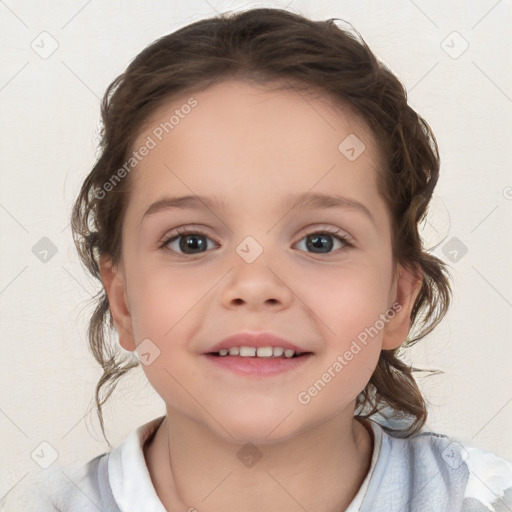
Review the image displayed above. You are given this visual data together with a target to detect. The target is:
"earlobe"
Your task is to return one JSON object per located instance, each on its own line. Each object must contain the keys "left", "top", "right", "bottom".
{"left": 99, "top": 255, "right": 136, "bottom": 352}
{"left": 381, "top": 263, "right": 422, "bottom": 350}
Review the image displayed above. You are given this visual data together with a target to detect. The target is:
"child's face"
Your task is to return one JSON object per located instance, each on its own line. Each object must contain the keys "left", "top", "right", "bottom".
{"left": 103, "top": 79, "right": 418, "bottom": 443}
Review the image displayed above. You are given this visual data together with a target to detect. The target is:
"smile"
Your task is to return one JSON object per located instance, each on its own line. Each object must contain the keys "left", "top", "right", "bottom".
{"left": 212, "top": 346, "right": 302, "bottom": 358}
{"left": 205, "top": 349, "right": 313, "bottom": 377}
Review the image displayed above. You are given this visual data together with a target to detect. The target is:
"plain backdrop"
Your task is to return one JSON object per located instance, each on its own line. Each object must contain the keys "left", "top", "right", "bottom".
{"left": 1, "top": 0, "right": 511, "bottom": 499}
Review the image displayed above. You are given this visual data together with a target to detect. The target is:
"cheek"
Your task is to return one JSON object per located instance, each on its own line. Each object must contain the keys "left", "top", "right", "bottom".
{"left": 294, "top": 265, "right": 389, "bottom": 401}
{"left": 296, "top": 262, "right": 389, "bottom": 395}
{"left": 127, "top": 260, "right": 209, "bottom": 342}
{"left": 300, "top": 260, "right": 391, "bottom": 339}
{"left": 124, "top": 264, "right": 208, "bottom": 406}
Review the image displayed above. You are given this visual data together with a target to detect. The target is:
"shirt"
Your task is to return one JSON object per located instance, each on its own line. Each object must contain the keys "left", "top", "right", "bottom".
{"left": 2, "top": 415, "right": 512, "bottom": 511}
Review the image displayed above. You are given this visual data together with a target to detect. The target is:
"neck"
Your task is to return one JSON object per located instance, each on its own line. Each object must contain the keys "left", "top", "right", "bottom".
{"left": 144, "top": 408, "right": 374, "bottom": 512}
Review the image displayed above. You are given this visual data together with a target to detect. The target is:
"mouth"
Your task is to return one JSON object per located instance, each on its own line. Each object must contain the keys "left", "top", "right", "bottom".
{"left": 204, "top": 346, "right": 314, "bottom": 377}
{"left": 203, "top": 332, "right": 314, "bottom": 376}
{"left": 207, "top": 346, "right": 309, "bottom": 358}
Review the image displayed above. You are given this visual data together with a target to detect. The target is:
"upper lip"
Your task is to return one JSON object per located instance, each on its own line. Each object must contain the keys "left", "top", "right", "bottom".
{"left": 205, "top": 332, "right": 311, "bottom": 355}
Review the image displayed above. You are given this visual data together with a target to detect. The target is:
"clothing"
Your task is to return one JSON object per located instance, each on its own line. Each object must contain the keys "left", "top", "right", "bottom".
{"left": 2, "top": 415, "right": 511, "bottom": 511}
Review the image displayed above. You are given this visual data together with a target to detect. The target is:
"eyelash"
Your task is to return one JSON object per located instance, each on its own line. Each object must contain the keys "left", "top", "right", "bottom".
{"left": 158, "top": 226, "right": 353, "bottom": 256}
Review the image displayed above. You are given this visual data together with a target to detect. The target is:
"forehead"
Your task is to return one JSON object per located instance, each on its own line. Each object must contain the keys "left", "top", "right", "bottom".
{"left": 127, "top": 79, "right": 385, "bottom": 216}
{"left": 136, "top": 78, "right": 380, "bottom": 158}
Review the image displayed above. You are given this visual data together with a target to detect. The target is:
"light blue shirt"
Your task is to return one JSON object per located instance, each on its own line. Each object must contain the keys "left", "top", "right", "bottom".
{"left": 2, "top": 415, "right": 511, "bottom": 511}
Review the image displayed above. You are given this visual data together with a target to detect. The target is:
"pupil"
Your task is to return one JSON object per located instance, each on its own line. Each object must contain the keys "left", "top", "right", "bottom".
{"left": 180, "top": 235, "right": 206, "bottom": 253}
{"left": 177, "top": 234, "right": 334, "bottom": 254}
{"left": 307, "top": 234, "right": 333, "bottom": 253}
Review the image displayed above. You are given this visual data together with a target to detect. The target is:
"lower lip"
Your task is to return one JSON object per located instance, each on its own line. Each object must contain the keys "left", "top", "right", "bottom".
{"left": 204, "top": 354, "right": 313, "bottom": 377}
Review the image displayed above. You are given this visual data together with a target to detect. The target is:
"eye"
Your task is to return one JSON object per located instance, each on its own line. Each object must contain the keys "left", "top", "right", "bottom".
{"left": 160, "top": 228, "right": 217, "bottom": 255}
{"left": 294, "top": 228, "right": 351, "bottom": 254}
{"left": 159, "top": 226, "right": 352, "bottom": 256}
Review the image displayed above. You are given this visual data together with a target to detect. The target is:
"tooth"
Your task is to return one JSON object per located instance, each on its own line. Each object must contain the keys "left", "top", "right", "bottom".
{"left": 217, "top": 346, "right": 298, "bottom": 358}
{"left": 239, "top": 346, "right": 256, "bottom": 357}
{"left": 256, "top": 347, "right": 273, "bottom": 357}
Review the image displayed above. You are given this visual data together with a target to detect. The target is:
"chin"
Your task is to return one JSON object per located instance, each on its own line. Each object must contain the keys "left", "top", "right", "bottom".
{"left": 212, "top": 406, "right": 302, "bottom": 446}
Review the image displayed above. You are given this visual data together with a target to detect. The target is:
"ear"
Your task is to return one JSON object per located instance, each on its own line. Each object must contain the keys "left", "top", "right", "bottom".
{"left": 99, "top": 255, "right": 136, "bottom": 352}
{"left": 381, "top": 263, "right": 422, "bottom": 350}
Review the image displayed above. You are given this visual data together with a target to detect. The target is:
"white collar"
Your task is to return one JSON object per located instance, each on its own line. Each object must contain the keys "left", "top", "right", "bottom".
{"left": 108, "top": 415, "right": 167, "bottom": 512}
{"left": 107, "top": 415, "right": 384, "bottom": 511}
{"left": 345, "top": 419, "right": 383, "bottom": 511}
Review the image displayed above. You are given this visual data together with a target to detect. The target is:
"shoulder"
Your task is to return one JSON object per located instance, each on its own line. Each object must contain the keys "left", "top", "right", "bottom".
{"left": 0, "top": 452, "right": 119, "bottom": 512}
{"left": 407, "top": 429, "right": 512, "bottom": 511}
{"left": 1, "top": 416, "right": 166, "bottom": 512}
{"left": 364, "top": 421, "right": 512, "bottom": 512}
{"left": 462, "top": 443, "right": 512, "bottom": 511}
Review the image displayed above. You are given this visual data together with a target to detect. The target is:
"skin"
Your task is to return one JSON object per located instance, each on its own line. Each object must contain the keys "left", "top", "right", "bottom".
{"left": 100, "top": 79, "right": 421, "bottom": 511}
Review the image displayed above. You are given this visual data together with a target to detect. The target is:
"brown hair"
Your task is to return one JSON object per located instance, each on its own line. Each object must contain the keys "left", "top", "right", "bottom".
{"left": 71, "top": 7, "right": 451, "bottom": 445}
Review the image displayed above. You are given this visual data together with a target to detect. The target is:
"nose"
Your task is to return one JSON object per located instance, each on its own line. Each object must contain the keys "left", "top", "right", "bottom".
{"left": 220, "top": 255, "right": 293, "bottom": 311}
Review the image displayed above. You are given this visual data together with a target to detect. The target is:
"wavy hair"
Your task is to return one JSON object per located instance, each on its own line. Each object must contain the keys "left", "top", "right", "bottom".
{"left": 71, "top": 7, "right": 451, "bottom": 445}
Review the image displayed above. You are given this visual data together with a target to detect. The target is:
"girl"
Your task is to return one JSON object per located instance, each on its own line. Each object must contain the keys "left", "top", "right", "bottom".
{"left": 3, "top": 6, "right": 511, "bottom": 512}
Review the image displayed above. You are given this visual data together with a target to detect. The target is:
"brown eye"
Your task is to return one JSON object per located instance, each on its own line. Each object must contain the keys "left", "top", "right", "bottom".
{"left": 294, "top": 229, "right": 350, "bottom": 254}
{"left": 161, "top": 229, "right": 217, "bottom": 255}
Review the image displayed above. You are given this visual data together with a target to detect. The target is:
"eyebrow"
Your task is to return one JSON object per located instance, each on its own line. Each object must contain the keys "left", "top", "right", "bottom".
{"left": 142, "top": 192, "right": 375, "bottom": 224}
